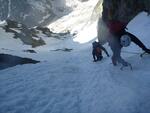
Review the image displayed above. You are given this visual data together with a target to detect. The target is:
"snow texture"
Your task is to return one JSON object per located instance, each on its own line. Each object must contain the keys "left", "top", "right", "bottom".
{"left": 0, "top": 5, "right": 150, "bottom": 113}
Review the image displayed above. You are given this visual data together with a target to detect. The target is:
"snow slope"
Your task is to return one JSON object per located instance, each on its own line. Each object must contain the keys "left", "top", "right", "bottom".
{"left": 0, "top": 9, "right": 150, "bottom": 113}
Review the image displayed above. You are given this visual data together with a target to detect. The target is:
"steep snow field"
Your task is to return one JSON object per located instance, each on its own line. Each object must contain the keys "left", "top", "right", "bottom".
{"left": 0, "top": 5, "right": 150, "bottom": 113}
{"left": 48, "top": 0, "right": 99, "bottom": 33}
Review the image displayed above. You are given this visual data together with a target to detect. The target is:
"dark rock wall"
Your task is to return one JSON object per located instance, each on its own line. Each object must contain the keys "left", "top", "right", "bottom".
{"left": 0, "top": 0, "right": 54, "bottom": 27}
{"left": 102, "top": 0, "right": 150, "bottom": 23}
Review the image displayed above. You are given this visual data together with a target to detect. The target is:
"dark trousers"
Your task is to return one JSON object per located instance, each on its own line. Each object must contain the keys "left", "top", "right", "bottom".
{"left": 124, "top": 32, "right": 148, "bottom": 51}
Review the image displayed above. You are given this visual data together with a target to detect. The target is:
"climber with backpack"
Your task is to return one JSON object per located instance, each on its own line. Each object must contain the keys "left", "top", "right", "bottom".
{"left": 97, "top": 1, "right": 150, "bottom": 69}
{"left": 106, "top": 20, "right": 130, "bottom": 67}
{"left": 104, "top": 19, "right": 150, "bottom": 69}
{"left": 92, "top": 41, "right": 109, "bottom": 62}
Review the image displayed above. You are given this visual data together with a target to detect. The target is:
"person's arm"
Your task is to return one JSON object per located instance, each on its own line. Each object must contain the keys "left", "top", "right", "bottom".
{"left": 99, "top": 44, "right": 109, "bottom": 57}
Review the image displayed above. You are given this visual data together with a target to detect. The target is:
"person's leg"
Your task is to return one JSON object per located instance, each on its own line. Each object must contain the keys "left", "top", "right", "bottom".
{"left": 108, "top": 35, "right": 129, "bottom": 66}
{"left": 97, "top": 55, "right": 103, "bottom": 61}
{"left": 92, "top": 50, "right": 97, "bottom": 62}
{"left": 125, "top": 32, "right": 150, "bottom": 54}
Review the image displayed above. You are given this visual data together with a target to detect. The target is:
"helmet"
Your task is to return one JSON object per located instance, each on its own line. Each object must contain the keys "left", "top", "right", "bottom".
{"left": 92, "top": 41, "right": 99, "bottom": 48}
{"left": 120, "top": 35, "right": 131, "bottom": 47}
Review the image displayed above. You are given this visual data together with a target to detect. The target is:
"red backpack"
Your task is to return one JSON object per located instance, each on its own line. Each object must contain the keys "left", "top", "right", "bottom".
{"left": 96, "top": 47, "right": 102, "bottom": 55}
{"left": 107, "top": 20, "right": 127, "bottom": 34}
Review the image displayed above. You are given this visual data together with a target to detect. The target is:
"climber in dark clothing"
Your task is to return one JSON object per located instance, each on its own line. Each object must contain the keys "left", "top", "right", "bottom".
{"left": 92, "top": 41, "right": 109, "bottom": 62}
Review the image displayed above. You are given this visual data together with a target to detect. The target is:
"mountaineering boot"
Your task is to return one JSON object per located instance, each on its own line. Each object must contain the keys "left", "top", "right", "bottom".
{"left": 112, "top": 56, "right": 117, "bottom": 66}
{"left": 140, "top": 48, "right": 150, "bottom": 57}
{"left": 120, "top": 62, "right": 132, "bottom": 70}
{"left": 145, "top": 48, "right": 150, "bottom": 54}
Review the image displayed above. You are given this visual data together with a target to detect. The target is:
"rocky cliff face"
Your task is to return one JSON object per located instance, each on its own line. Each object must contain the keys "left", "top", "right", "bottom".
{"left": 0, "top": 19, "right": 72, "bottom": 47}
{"left": 102, "top": 0, "right": 150, "bottom": 23}
{"left": 0, "top": 0, "right": 60, "bottom": 27}
{"left": 0, "top": 0, "right": 90, "bottom": 27}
